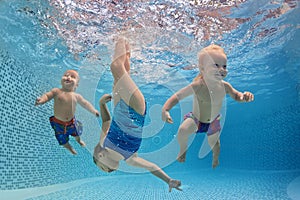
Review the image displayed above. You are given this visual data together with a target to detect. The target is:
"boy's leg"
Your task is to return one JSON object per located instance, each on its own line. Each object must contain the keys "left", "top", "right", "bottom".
{"left": 177, "top": 118, "right": 197, "bottom": 162}
{"left": 207, "top": 132, "right": 220, "bottom": 168}
{"left": 54, "top": 132, "right": 77, "bottom": 155}
{"left": 63, "top": 142, "right": 77, "bottom": 155}
{"left": 111, "top": 38, "right": 145, "bottom": 115}
{"left": 126, "top": 154, "right": 181, "bottom": 192}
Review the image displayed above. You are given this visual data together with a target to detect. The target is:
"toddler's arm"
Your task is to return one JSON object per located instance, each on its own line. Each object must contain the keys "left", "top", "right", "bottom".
{"left": 35, "top": 88, "right": 58, "bottom": 106}
{"left": 98, "top": 94, "right": 112, "bottom": 145}
{"left": 126, "top": 155, "right": 182, "bottom": 192}
{"left": 77, "top": 94, "right": 100, "bottom": 117}
{"left": 223, "top": 81, "right": 254, "bottom": 102}
{"left": 162, "top": 84, "right": 194, "bottom": 123}
{"left": 99, "top": 94, "right": 111, "bottom": 123}
{"left": 162, "top": 94, "right": 178, "bottom": 123}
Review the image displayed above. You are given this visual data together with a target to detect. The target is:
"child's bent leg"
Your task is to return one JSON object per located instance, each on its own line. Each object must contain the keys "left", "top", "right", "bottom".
{"left": 112, "top": 71, "right": 145, "bottom": 115}
{"left": 177, "top": 118, "right": 197, "bottom": 162}
{"left": 63, "top": 142, "right": 77, "bottom": 155}
{"left": 126, "top": 154, "right": 181, "bottom": 192}
{"left": 111, "top": 38, "right": 145, "bottom": 115}
{"left": 207, "top": 132, "right": 220, "bottom": 168}
{"left": 75, "top": 136, "right": 86, "bottom": 147}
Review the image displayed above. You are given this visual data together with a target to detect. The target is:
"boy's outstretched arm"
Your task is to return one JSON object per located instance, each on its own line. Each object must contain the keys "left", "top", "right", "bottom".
{"left": 223, "top": 81, "right": 254, "bottom": 102}
{"left": 126, "top": 155, "right": 182, "bottom": 192}
{"left": 99, "top": 94, "right": 111, "bottom": 123}
{"left": 99, "top": 94, "right": 112, "bottom": 144}
{"left": 162, "top": 94, "right": 178, "bottom": 124}
{"left": 35, "top": 88, "right": 58, "bottom": 106}
{"left": 77, "top": 94, "right": 100, "bottom": 117}
{"left": 162, "top": 84, "right": 195, "bottom": 123}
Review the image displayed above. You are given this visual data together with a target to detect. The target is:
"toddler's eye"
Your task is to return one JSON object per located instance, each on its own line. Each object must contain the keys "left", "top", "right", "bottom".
{"left": 214, "top": 64, "right": 226, "bottom": 69}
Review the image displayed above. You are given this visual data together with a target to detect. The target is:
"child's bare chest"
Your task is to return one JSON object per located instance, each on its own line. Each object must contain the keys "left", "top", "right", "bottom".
{"left": 197, "top": 85, "right": 225, "bottom": 104}
{"left": 56, "top": 92, "right": 76, "bottom": 104}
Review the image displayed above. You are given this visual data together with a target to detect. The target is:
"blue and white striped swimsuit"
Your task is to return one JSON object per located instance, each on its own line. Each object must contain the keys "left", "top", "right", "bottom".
{"left": 104, "top": 99, "right": 146, "bottom": 160}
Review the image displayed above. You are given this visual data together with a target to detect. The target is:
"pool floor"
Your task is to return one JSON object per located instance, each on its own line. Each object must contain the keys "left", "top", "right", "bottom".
{"left": 1, "top": 169, "right": 299, "bottom": 200}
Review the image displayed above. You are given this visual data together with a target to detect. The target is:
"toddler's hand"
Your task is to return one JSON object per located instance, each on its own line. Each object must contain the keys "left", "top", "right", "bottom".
{"left": 162, "top": 110, "right": 173, "bottom": 124}
{"left": 100, "top": 94, "right": 112, "bottom": 105}
{"left": 95, "top": 111, "right": 100, "bottom": 117}
{"left": 243, "top": 92, "right": 254, "bottom": 102}
{"left": 35, "top": 97, "right": 42, "bottom": 106}
{"left": 168, "top": 179, "right": 182, "bottom": 192}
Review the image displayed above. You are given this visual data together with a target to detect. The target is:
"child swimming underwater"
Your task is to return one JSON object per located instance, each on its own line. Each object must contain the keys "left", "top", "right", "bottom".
{"left": 162, "top": 44, "right": 254, "bottom": 168}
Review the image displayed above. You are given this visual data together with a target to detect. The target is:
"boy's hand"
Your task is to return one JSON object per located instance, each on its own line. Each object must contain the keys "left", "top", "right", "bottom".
{"left": 95, "top": 111, "right": 100, "bottom": 117}
{"left": 242, "top": 92, "right": 254, "bottom": 102}
{"left": 100, "top": 94, "right": 112, "bottom": 105}
{"left": 162, "top": 110, "right": 173, "bottom": 124}
{"left": 35, "top": 97, "right": 42, "bottom": 106}
{"left": 168, "top": 179, "right": 182, "bottom": 192}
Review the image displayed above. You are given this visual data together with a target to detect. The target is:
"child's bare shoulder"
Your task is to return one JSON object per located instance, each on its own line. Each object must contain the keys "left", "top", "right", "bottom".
{"left": 191, "top": 78, "right": 205, "bottom": 89}
{"left": 73, "top": 92, "right": 84, "bottom": 101}
{"left": 222, "top": 80, "right": 234, "bottom": 93}
{"left": 222, "top": 80, "right": 231, "bottom": 88}
{"left": 51, "top": 88, "right": 61, "bottom": 94}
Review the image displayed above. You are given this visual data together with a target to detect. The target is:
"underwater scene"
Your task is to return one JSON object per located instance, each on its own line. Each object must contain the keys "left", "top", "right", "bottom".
{"left": 0, "top": 0, "right": 299, "bottom": 199}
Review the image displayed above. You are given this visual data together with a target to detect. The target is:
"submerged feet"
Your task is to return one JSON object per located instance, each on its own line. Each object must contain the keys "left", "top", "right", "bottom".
{"left": 63, "top": 137, "right": 86, "bottom": 155}
{"left": 177, "top": 146, "right": 220, "bottom": 168}
{"left": 75, "top": 136, "right": 86, "bottom": 147}
{"left": 212, "top": 159, "right": 219, "bottom": 169}
{"left": 212, "top": 155, "right": 219, "bottom": 169}
{"left": 69, "top": 148, "right": 77, "bottom": 155}
{"left": 63, "top": 143, "right": 77, "bottom": 155}
{"left": 177, "top": 151, "right": 187, "bottom": 163}
{"left": 168, "top": 179, "right": 182, "bottom": 192}
{"left": 212, "top": 143, "right": 220, "bottom": 169}
{"left": 77, "top": 140, "right": 86, "bottom": 147}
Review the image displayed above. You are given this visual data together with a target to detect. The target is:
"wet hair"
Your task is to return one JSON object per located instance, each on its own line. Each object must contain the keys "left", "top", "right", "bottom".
{"left": 93, "top": 156, "right": 98, "bottom": 165}
{"left": 193, "top": 73, "right": 203, "bottom": 82}
{"left": 198, "top": 44, "right": 225, "bottom": 68}
{"left": 93, "top": 156, "right": 115, "bottom": 173}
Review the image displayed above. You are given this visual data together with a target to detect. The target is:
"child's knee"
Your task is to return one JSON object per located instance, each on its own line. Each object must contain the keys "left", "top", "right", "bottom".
{"left": 178, "top": 125, "right": 190, "bottom": 135}
{"left": 208, "top": 137, "right": 220, "bottom": 148}
{"left": 214, "top": 141, "right": 220, "bottom": 150}
{"left": 207, "top": 132, "right": 220, "bottom": 144}
{"left": 147, "top": 164, "right": 159, "bottom": 172}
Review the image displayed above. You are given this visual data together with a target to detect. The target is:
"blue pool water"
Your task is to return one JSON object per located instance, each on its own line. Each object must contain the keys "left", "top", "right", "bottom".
{"left": 0, "top": 0, "right": 299, "bottom": 199}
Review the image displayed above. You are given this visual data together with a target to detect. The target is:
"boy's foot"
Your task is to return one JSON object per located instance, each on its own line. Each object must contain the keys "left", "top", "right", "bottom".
{"left": 168, "top": 179, "right": 182, "bottom": 192}
{"left": 64, "top": 143, "right": 77, "bottom": 155}
{"left": 69, "top": 148, "right": 77, "bottom": 155}
{"left": 177, "top": 151, "right": 186, "bottom": 162}
{"left": 75, "top": 137, "right": 86, "bottom": 147}
{"left": 212, "top": 158, "right": 219, "bottom": 169}
{"left": 77, "top": 140, "right": 86, "bottom": 147}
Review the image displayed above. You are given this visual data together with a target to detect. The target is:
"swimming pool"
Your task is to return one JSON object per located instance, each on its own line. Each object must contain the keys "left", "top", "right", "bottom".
{"left": 0, "top": 0, "right": 299, "bottom": 199}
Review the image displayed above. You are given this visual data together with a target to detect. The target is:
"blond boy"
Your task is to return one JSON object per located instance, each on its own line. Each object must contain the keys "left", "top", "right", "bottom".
{"left": 35, "top": 70, "right": 99, "bottom": 154}
{"left": 162, "top": 45, "right": 254, "bottom": 168}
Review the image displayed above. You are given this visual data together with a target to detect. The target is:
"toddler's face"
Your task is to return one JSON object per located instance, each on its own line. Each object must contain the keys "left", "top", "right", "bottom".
{"left": 93, "top": 147, "right": 118, "bottom": 173}
{"left": 94, "top": 157, "right": 116, "bottom": 173}
{"left": 203, "top": 51, "right": 227, "bottom": 80}
{"left": 61, "top": 70, "right": 79, "bottom": 90}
